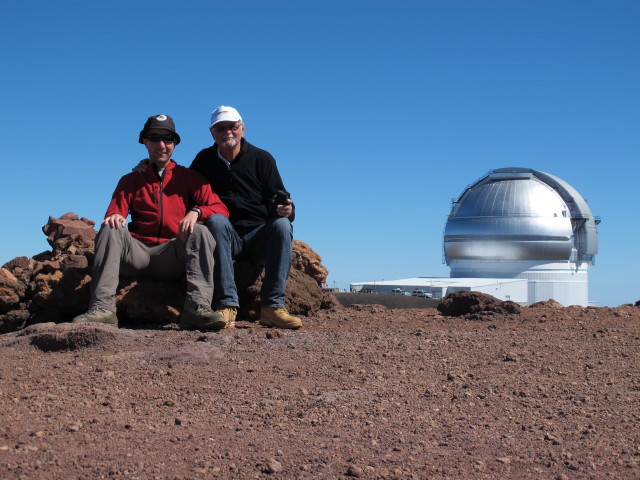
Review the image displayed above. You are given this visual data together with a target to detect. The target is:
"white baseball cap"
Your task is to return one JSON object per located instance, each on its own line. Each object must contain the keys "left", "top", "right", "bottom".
{"left": 210, "top": 106, "right": 243, "bottom": 128}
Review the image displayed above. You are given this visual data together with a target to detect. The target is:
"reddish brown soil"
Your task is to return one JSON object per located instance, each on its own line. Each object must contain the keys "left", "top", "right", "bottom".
{"left": 1, "top": 303, "right": 639, "bottom": 479}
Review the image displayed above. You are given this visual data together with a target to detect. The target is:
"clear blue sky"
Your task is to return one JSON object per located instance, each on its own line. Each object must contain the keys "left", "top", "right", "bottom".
{"left": 1, "top": 0, "right": 638, "bottom": 307}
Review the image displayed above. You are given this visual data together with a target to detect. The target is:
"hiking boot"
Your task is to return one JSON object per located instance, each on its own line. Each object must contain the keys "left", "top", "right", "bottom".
{"left": 259, "top": 307, "right": 302, "bottom": 329}
{"left": 216, "top": 307, "right": 238, "bottom": 329}
{"left": 72, "top": 308, "right": 119, "bottom": 327}
{"left": 179, "top": 305, "right": 227, "bottom": 331}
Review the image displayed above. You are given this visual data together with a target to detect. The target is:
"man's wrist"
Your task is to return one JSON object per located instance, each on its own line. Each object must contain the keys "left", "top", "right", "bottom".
{"left": 190, "top": 207, "right": 202, "bottom": 219}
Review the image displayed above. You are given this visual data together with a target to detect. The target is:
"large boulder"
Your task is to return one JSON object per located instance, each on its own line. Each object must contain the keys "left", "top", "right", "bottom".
{"left": 42, "top": 212, "right": 96, "bottom": 256}
{"left": 1, "top": 260, "right": 33, "bottom": 332}
{"left": 30, "top": 265, "right": 92, "bottom": 322}
{"left": 114, "top": 248, "right": 330, "bottom": 325}
{"left": 2, "top": 257, "right": 33, "bottom": 285}
{"left": 1, "top": 213, "right": 336, "bottom": 331}
{"left": 292, "top": 239, "right": 328, "bottom": 285}
{"left": 0, "top": 310, "right": 30, "bottom": 334}
{"left": 0, "top": 268, "right": 25, "bottom": 313}
{"left": 437, "top": 290, "right": 521, "bottom": 317}
{"left": 115, "top": 279, "right": 184, "bottom": 325}
{"left": 1, "top": 213, "right": 97, "bottom": 326}
{"left": 233, "top": 262, "right": 326, "bottom": 321}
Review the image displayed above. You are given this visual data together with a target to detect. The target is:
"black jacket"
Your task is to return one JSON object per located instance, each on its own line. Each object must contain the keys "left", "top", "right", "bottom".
{"left": 190, "top": 138, "right": 294, "bottom": 236}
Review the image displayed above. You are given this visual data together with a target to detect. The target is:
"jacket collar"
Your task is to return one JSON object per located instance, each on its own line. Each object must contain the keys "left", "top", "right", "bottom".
{"left": 214, "top": 138, "right": 248, "bottom": 163}
{"left": 145, "top": 159, "right": 176, "bottom": 179}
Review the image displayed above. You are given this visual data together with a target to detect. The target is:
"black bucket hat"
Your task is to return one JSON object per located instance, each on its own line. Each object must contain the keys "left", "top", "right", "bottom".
{"left": 138, "top": 114, "right": 181, "bottom": 144}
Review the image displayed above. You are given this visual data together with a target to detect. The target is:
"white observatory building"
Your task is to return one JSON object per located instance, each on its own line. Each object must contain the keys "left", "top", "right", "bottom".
{"left": 350, "top": 167, "right": 599, "bottom": 306}
{"left": 443, "top": 167, "right": 599, "bottom": 306}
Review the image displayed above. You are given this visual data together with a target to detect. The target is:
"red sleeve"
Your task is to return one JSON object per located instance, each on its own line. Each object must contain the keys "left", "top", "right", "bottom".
{"left": 188, "top": 170, "right": 229, "bottom": 220}
{"left": 104, "top": 174, "right": 136, "bottom": 219}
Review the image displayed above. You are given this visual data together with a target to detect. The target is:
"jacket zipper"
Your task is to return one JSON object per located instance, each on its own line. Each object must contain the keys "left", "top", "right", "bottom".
{"left": 156, "top": 178, "right": 164, "bottom": 244}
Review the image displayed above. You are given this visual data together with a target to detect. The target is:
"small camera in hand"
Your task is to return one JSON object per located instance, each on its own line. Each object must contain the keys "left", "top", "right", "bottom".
{"left": 270, "top": 189, "right": 291, "bottom": 215}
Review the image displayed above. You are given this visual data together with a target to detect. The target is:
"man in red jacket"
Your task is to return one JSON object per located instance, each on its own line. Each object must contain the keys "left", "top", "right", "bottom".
{"left": 73, "top": 114, "right": 230, "bottom": 330}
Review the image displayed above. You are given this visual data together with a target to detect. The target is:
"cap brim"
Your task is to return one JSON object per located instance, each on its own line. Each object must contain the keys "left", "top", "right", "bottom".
{"left": 210, "top": 117, "right": 242, "bottom": 128}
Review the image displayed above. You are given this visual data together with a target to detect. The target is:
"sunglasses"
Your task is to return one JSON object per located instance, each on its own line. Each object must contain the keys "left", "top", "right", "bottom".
{"left": 146, "top": 133, "right": 176, "bottom": 143}
{"left": 213, "top": 123, "right": 242, "bottom": 133}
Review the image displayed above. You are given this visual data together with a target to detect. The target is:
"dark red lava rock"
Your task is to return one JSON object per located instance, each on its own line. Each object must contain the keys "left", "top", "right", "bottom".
{"left": 437, "top": 289, "right": 521, "bottom": 317}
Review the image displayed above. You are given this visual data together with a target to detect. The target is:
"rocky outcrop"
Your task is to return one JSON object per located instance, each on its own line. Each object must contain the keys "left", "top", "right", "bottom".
{"left": 530, "top": 299, "right": 564, "bottom": 309}
{"left": 292, "top": 240, "right": 328, "bottom": 286}
{"left": 42, "top": 212, "right": 97, "bottom": 256}
{"left": 0, "top": 213, "right": 337, "bottom": 332}
{"left": 437, "top": 290, "right": 521, "bottom": 318}
{"left": 1, "top": 213, "right": 98, "bottom": 331}
{"left": 0, "top": 268, "right": 24, "bottom": 312}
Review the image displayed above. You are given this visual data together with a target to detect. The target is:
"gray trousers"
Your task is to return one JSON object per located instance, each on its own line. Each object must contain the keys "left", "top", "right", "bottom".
{"left": 89, "top": 224, "right": 216, "bottom": 312}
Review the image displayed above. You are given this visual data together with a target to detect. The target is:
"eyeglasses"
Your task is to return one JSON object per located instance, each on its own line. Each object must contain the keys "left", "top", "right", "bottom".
{"left": 213, "top": 123, "right": 242, "bottom": 133}
{"left": 146, "top": 133, "right": 176, "bottom": 143}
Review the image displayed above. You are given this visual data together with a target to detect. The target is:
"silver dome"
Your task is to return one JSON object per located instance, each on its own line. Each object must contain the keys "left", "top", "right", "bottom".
{"left": 444, "top": 168, "right": 599, "bottom": 264}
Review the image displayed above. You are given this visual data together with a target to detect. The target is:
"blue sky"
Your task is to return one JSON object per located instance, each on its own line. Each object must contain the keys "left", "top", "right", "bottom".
{"left": 1, "top": 0, "right": 638, "bottom": 307}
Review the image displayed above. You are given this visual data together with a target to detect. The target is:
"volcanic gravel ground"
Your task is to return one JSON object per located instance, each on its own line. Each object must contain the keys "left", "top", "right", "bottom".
{"left": 1, "top": 303, "right": 639, "bottom": 479}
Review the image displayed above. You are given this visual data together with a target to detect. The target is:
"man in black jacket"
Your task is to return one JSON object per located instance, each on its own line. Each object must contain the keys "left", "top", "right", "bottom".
{"left": 190, "top": 106, "right": 302, "bottom": 329}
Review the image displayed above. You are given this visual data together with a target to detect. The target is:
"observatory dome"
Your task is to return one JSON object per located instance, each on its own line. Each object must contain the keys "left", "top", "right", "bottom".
{"left": 444, "top": 168, "right": 598, "bottom": 264}
{"left": 443, "top": 167, "right": 599, "bottom": 306}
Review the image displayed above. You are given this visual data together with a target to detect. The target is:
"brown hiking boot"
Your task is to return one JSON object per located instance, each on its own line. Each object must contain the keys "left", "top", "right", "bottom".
{"left": 216, "top": 307, "right": 238, "bottom": 329}
{"left": 72, "top": 308, "right": 119, "bottom": 327}
{"left": 259, "top": 307, "right": 302, "bottom": 329}
{"left": 179, "top": 305, "right": 227, "bottom": 331}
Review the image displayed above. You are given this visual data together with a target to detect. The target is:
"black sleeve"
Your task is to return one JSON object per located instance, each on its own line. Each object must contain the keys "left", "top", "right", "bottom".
{"left": 262, "top": 151, "right": 295, "bottom": 223}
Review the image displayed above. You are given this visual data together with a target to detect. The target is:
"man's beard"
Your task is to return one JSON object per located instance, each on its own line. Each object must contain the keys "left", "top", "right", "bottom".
{"left": 223, "top": 135, "right": 238, "bottom": 148}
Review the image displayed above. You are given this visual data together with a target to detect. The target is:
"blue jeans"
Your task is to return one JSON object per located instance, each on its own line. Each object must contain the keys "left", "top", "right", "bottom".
{"left": 205, "top": 214, "right": 293, "bottom": 308}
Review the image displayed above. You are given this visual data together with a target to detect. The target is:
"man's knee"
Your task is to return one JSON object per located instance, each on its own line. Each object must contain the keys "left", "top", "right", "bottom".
{"left": 190, "top": 224, "right": 216, "bottom": 249}
{"left": 205, "top": 214, "right": 232, "bottom": 235}
{"left": 96, "top": 225, "right": 129, "bottom": 245}
{"left": 271, "top": 217, "right": 293, "bottom": 239}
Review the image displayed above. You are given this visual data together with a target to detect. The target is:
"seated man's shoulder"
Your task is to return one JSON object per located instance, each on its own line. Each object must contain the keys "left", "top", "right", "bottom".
{"left": 190, "top": 146, "right": 217, "bottom": 171}
{"left": 194, "top": 145, "right": 216, "bottom": 160}
{"left": 118, "top": 169, "right": 143, "bottom": 184}
{"left": 246, "top": 142, "right": 275, "bottom": 161}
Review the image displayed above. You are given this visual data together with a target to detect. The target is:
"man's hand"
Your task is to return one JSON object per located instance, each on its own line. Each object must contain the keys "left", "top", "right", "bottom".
{"left": 276, "top": 199, "right": 293, "bottom": 218}
{"left": 178, "top": 210, "right": 200, "bottom": 241}
{"left": 132, "top": 159, "right": 149, "bottom": 173}
{"left": 102, "top": 214, "right": 127, "bottom": 229}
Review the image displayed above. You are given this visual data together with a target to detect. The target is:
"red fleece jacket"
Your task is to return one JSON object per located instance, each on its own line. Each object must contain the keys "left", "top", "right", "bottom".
{"left": 105, "top": 160, "right": 228, "bottom": 245}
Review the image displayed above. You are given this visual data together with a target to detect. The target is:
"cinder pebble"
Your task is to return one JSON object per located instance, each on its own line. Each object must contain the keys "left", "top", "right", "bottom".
{"left": 346, "top": 465, "right": 363, "bottom": 477}
{"left": 503, "top": 353, "right": 518, "bottom": 362}
{"left": 263, "top": 458, "right": 282, "bottom": 474}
